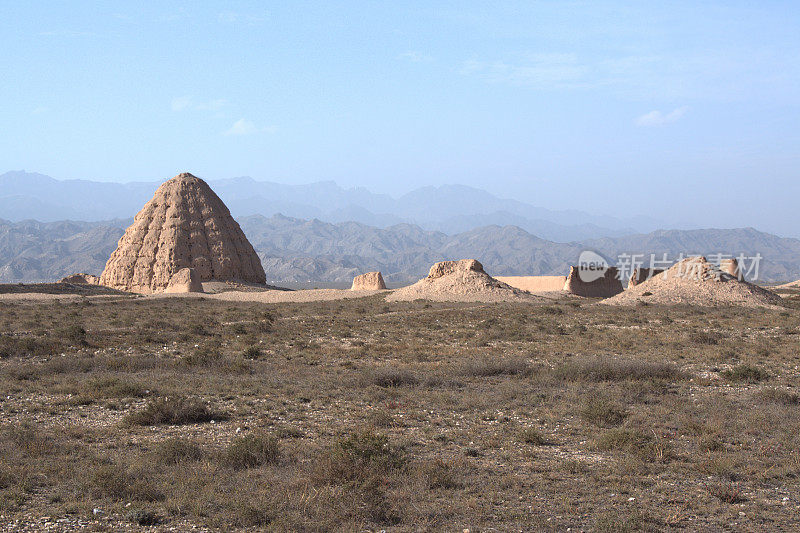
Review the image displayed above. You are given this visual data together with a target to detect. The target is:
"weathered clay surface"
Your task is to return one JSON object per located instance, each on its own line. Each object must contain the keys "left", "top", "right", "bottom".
{"left": 59, "top": 273, "right": 100, "bottom": 285}
{"left": 387, "top": 259, "right": 541, "bottom": 303}
{"left": 604, "top": 256, "right": 782, "bottom": 308}
{"left": 164, "top": 267, "right": 204, "bottom": 293}
{"left": 563, "top": 266, "right": 624, "bottom": 298}
{"left": 351, "top": 271, "right": 386, "bottom": 290}
{"left": 628, "top": 268, "right": 666, "bottom": 287}
{"left": 99, "top": 173, "right": 265, "bottom": 293}
{"left": 427, "top": 259, "right": 483, "bottom": 279}
{"left": 720, "top": 258, "right": 741, "bottom": 280}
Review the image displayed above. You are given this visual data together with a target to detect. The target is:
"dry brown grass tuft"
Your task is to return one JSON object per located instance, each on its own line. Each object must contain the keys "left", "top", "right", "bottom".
{"left": 221, "top": 433, "right": 281, "bottom": 469}
{"left": 458, "top": 356, "right": 535, "bottom": 377}
{"left": 554, "top": 356, "right": 684, "bottom": 382}
{"left": 368, "top": 366, "right": 419, "bottom": 387}
{"left": 721, "top": 364, "right": 769, "bottom": 383}
{"left": 0, "top": 292, "right": 797, "bottom": 529}
{"left": 755, "top": 387, "right": 800, "bottom": 405}
{"left": 152, "top": 438, "right": 205, "bottom": 465}
{"left": 706, "top": 481, "right": 746, "bottom": 503}
{"left": 125, "top": 397, "right": 226, "bottom": 426}
{"left": 580, "top": 398, "right": 628, "bottom": 427}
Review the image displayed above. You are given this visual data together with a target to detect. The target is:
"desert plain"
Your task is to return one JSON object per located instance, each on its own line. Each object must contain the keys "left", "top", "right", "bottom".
{"left": 1, "top": 280, "right": 800, "bottom": 531}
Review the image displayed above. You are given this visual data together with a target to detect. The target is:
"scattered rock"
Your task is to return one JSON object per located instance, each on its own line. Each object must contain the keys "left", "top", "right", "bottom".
{"left": 126, "top": 509, "right": 160, "bottom": 526}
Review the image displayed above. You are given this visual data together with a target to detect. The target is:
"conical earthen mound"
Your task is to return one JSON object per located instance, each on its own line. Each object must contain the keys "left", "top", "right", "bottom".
{"left": 387, "top": 259, "right": 539, "bottom": 302}
{"left": 602, "top": 256, "right": 782, "bottom": 308}
{"left": 99, "top": 173, "right": 265, "bottom": 293}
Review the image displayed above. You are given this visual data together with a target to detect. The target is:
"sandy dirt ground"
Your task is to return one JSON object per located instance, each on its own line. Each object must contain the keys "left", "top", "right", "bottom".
{"left": 149, "top": 288, "right": 389, "bottom": 303}
{"left": 0, "top": 293, "right": 123, "bottom": 302}
{"left": 0, "top": 285, "right": 579, "bottom": 305}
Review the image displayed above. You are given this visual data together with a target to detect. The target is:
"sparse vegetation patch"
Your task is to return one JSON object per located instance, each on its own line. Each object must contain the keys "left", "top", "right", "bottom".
{"left": 0, "top": 294, "right": 796, "bottom": 530}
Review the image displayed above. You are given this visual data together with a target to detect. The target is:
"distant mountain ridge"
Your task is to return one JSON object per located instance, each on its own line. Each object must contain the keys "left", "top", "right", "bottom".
{"left": 0, "top": 171, "right": 659, "bottom": 242}
{"left": 1, "top": 215, "right": 798, "bottom": 285}
{"left": 0, "top": 218, "right": 125, "bottom": 283}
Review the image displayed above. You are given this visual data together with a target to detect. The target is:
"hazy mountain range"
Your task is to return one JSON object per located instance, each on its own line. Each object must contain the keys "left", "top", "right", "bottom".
{"left": 2, "top": 170, "right": 798, "bottom": 285}
{"left": 2, "top": 215, "right": 798, "bottom": 285}
{"left": 0, "top": 171, "right": 661, "bottom": 242}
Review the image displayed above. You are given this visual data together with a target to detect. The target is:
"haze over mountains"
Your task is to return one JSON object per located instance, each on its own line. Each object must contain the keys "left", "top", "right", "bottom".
{"left": 1, "top": 171, "right": 659, "bottom": 242}
{"left": 2, "top": 170, "right": 799, "bottom": 285}
{"left": 2, "top": 214, "right": 799, "bottom": 286}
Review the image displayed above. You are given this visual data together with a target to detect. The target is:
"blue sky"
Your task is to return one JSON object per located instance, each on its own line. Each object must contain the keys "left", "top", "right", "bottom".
{"left": 2, "top": 1, "right": 799, "bottom": 233}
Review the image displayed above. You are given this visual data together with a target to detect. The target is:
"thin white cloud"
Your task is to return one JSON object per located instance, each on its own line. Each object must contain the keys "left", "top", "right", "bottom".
{"left": 38, "top": 30, "right": 94, "bottom": 37}
{"left": 460, "top": 53, "right": 587, "bottom": 88}
{"left": 223, "top": 119, "right": 274, "bottom": 136}
{"left": 171, "top": 96, "right": 229, "bottom": 112}
{"left": 460, "top": 46, "right": 799, "bottom": 104}
{"left": 195, "top": 99, "right": 228, "bottom": 111}
{"left": 399, "top": 51, "right": 433, "bottom": 63}
{"left": 218, "top": 11, "right": 268, "bottom": 24}
{"left": 171, "top": 96, "right": 194, "bottom": 112}
{"left": 635, "top": 106, "right": 689, "bottom": 127}
{"left": 31, "top": 106, "right": 49, "bottom": 115}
